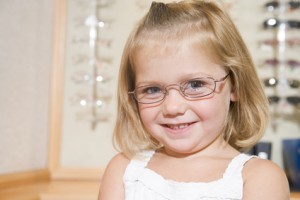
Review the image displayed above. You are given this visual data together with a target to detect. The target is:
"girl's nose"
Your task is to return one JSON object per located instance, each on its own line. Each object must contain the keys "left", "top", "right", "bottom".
{"left": 162, "top": 89, "right": 187, "bottom": 116}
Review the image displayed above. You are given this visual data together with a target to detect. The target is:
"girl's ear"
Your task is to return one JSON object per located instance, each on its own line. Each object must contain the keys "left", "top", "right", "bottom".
{"left": 230, "top": 91, "right": 238, "bottom": 102}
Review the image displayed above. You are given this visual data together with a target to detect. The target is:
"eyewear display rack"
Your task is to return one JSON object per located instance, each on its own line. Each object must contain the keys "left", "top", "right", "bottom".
{"left": 262, "top": 0, "right": 300, "bottom": 131}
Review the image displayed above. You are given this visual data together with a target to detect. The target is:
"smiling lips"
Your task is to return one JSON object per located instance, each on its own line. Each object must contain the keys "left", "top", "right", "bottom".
{"left": 164, "top": 122, "right": 194, "bottom": 130}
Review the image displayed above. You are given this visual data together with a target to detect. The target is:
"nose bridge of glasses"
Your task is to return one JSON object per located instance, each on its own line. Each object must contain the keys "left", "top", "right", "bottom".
{"left": 161, "top": 84, "right": 187, "bottom": 99}
{"left": 164, "top": 83, "right": 184, "bottom": 94}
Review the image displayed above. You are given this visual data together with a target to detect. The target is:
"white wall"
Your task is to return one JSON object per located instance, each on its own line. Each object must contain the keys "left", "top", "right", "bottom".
{"left": 0, "top": 0, "right": 53, "bottom": 174}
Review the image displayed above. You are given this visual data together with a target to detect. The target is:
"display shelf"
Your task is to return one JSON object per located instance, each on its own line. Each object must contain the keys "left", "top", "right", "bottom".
{"left": 0, "top": 180, "right": 100, "bottom": 200}
{"left": 0, "top": 180, "right": 298, "bottom": 200}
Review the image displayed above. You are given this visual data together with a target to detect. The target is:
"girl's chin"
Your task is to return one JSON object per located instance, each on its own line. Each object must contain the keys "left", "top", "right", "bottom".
{"left": 161, "top": 143, "right": 203, "bottom": 156}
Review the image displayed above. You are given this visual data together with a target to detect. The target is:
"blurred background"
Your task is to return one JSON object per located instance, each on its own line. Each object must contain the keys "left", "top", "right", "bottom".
{"left": 0, "top": 0, "right": 299, "bottom": 199}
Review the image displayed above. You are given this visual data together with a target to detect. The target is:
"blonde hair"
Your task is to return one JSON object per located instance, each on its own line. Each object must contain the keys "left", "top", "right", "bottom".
{"left": 113, "top": 0, "right": 269, "bottom": 157}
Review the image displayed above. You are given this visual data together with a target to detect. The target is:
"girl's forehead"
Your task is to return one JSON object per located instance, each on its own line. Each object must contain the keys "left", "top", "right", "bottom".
{"left": 133, "top": 42, "right": 225, "bottom": 84}
{"left": 133, "top": 39, "right": 219, "bottom": 67}
{"left": 132, "top": 29, "right": 221, "bottom": 65}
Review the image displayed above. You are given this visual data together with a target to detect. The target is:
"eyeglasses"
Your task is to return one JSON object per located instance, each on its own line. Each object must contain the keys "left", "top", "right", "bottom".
{"left": 128, "top": 74, "right": 230, "bottom": 104}
{"left": 263, "top": 77, "right": 300, "bottom": 88}
{"left": 259, "top": 38, "right": 300, "bottom": 49}
{"left": 268, "top": 95, "right": 300, "bottom": 106}
{"left": 72, "top": 36, "right": 113, "bottom": 48}
{"left": 263, "top": 18, "right": 300, "bottom": 29}
{"left": 75, "top": 0, "right": 115, "bottom": 8}
{"left": 265, "top": 1, "right": 300, "bottom": 12}
{"left": 262, "top": 58, "right": 300, "bottom": 69}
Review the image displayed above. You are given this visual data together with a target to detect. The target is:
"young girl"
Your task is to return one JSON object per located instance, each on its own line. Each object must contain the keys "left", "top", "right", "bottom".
{"left": 99, "top": 1, "right": 290, "bottom": 199}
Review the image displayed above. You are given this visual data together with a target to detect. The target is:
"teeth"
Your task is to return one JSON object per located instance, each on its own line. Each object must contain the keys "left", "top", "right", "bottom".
{"left": 168, "top": 123, "right": 189, "bottom": 129}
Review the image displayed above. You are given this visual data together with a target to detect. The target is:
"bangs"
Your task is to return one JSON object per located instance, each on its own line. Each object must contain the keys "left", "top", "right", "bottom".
{"left": 129, "top": 21, "right": 223, "bottom": 70}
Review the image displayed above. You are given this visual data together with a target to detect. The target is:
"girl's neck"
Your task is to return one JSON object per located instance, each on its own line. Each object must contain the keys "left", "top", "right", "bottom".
{"left": 158, "top": 139, "right": 238, "bottom": 160}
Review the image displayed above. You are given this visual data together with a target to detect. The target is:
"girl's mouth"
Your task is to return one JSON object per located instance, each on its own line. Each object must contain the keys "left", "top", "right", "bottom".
{"left": 164, "top": 123, "right": 193, "bottom": 130}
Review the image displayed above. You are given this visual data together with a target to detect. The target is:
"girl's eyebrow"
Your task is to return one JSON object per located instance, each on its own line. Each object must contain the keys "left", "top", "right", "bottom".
{"left": 135, "top": 81, "right": 163, "bottom": 87}
{"left": 135, "top": 72, "right": 213, "bottom": 86}
{"left": 186, "top": 72, "right": 213, "bottom": 78}
{"left": 178, "top": 72, "right": 215, "bottom": 80}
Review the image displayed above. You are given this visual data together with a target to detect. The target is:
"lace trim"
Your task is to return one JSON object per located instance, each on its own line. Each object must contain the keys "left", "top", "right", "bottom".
{"left": 124, "top": 151, "right": 254, "bottom": 199}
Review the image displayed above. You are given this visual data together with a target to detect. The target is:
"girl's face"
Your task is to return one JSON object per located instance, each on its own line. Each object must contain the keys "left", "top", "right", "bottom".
{"left": 133, "top": 43, "right": 236, "bottom": 157}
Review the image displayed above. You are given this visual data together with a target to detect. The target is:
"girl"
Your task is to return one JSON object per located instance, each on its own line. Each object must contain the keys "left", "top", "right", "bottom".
{"left": 99, "top": 1, "right": 290, "bottom": 199}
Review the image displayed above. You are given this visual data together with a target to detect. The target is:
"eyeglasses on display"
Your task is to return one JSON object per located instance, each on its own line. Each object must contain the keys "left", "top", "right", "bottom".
{"left": 71, "top": 71, "right": 112, "bottom": 84}
{"left": 263, "top": 18, "right": 300, "bottom": 29}
{"left": 129, "top": 74, "right": 230, "bottom": 104}
{"left": 262, "top": 58, "right": 300, "bottom": 69}
{"left": 75, "top": 0, "right": 115, "bottom": 8}
{"left": 265, "top": 1, "right": 300, "bottom": 12}
{"left": 268, "top": 95, "right": 300, "bottom": 106}
{"left": 72, "top": 54, "right": 112, "bottom": 66}
{"left": 259, "top": 38, "right": 300, "bottom": 49}
{"left": 72, "top": 36, "right": 113, "bottom": 48}
{"left": 263, "top": 78, "right": 300, "bottom": 88}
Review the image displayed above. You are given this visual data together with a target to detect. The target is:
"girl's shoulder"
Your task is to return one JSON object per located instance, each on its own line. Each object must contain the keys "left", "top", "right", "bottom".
{"left": 243, "top": 157, "right": 287, "bottom": 183}
{"left": 109, "top": 152, "right": 131, "bottom": 165}
{"left": 242, "top": 157, "right": 290, "bottom": 199}
{"left": 98, "top": 153, "right": 130, "bottom": 200}
{"left": 104, "top": 152, "right": 131, "bottom": 176}
{"left": 107, "top": 150, "right": 154, "bottom": 171}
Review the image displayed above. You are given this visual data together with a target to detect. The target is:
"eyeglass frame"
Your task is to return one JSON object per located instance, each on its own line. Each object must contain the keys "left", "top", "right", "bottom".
{"left": 128, "top": 73, "right": 230, "bottom": 104}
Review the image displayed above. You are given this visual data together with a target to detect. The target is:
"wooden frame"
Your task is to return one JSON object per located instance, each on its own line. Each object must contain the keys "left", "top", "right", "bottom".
{"left": 48, "top": 0, "right": 66, "bottom": 174}
{"left": 0, "top": 170, "right": 49, "bottom": 189}
{"left": 48, "top": 0, "right": 103, "bottom": 181}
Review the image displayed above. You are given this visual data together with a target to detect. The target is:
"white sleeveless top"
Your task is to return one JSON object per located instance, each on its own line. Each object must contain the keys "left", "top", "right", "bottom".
{"left": 123, "top": 150, "right": 255, "bottom": 200}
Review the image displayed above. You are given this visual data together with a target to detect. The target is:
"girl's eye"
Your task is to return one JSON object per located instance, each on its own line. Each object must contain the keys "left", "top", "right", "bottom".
{"left": 186, "top": 80, "right": 206, "bottom": 90}
{"left": 141, "top": 86, "right": 162, "bottom": 94}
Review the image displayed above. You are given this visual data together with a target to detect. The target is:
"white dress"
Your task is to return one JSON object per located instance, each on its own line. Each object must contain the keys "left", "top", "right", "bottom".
{"left": 123, "top": 150, "right": 255, "bottom": 200}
